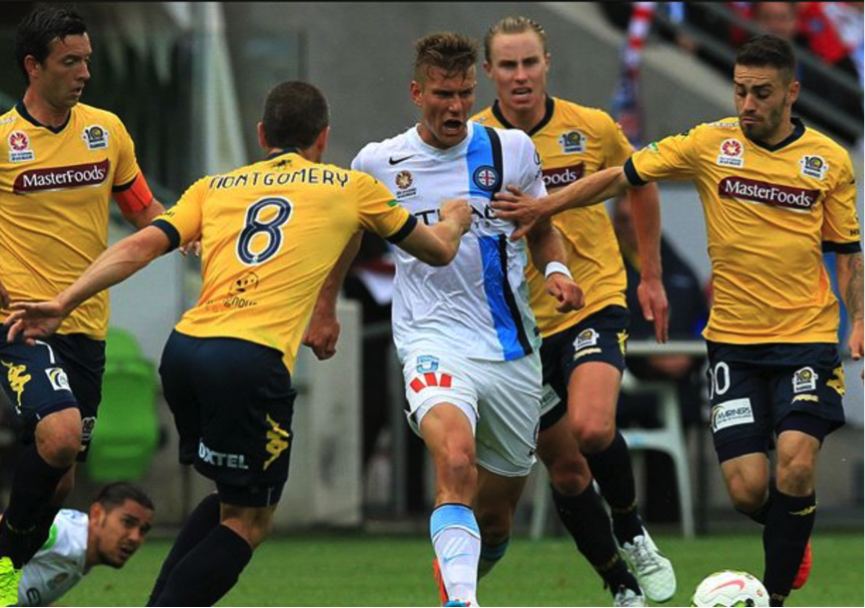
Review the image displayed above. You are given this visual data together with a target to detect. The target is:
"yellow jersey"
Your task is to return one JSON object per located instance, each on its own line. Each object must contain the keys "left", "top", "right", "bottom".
{"left": 473, "top": 97, "right": 631, "bottom": 337}
{"left": 0, "top": 102, "right": 142, "bottom": 339}
{"left": 153, "top": 150, "right": 415, "bottom": 373}
{"left": 627, "top": 118, "right": 861, "bottom": 344}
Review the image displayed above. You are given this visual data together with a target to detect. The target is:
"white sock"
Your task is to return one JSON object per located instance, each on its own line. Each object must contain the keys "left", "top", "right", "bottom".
{"left": 431, "top": 504, "right": 481, "bottom": 605}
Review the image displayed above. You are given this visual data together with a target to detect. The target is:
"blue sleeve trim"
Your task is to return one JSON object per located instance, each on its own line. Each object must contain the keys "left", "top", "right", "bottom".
{"left": 385, "top": 213, "right": 418, "bottom": 244}
{"left": 152, "top": 219, "right": 181, "bottom": 252}
{"left": 624, "top": 158, "right": 648, "bottom": 186}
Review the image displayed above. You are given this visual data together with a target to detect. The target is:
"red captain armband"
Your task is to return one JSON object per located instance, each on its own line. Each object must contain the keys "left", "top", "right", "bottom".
{"left": 113, "top": 174, "right": 154, "bottom": 214}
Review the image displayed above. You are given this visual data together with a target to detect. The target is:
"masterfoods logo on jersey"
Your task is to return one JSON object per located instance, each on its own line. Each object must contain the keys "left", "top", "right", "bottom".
{"left": 542, "top": 164, "right": 584, "bottom": 188}
{"left": 717, "top": 138, "right": 745, "bottom": 168}
{"left": 718, "top": 177, "right": 819, "bottom": 211}
{"left": 13, "top": 160, "right": 110, "bottom": 194}
{"left": 8, "top": 131, "right": 34, "bottom": 162}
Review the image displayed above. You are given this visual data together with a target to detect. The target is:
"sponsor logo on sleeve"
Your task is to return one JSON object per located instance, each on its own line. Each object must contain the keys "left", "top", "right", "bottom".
{"left": 711, "top": 398, "right": 754, "bottom": 432}
{"left": 82, "top": 125, "right": 109, "bottom": 150}
{"left": 8, "top": 131, "right": 34, "bottom": 162}
{"left": 559, "top": 130, "right": 586, "bottom": 154}
{"left": 793, "top": 367, "right": 818, "bottom": 393}
{"left": 800, "top": 155, "right": 829, "bottom": 180}
{"left": 718, "top": 177, "right": 820, "bottom": 212}
{"left": 717, "top": 138, "right": 745, "bottom": 168}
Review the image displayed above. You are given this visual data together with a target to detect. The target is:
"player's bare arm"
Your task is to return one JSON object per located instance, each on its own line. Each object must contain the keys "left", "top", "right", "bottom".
{"left": 395, "top": 198, "right": 472, "bottom": 266}
{"left": 5, "top": 226, "right": 172, "bottom": 344}
{"left": 836, "top": 251, "right": 864, "bottom": 372}
{"left": 303, "top": 230, "right": 363, "bottom": 361}
{"left": 493, "top": 166, "right": 631, "bottom": 240}
{"left": 525, "top": 219, "right": 584, "bottom": 313}
{"left": 629, "top": 183, "right": 669, "bottom": 343}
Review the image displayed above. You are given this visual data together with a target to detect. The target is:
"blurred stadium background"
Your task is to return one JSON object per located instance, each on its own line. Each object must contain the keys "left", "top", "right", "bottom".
{"left": 0, "top": 2, "right": 861, "bottom": 606}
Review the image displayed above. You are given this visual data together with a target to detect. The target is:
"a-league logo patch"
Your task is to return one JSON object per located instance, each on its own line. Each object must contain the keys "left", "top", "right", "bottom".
{"left": 45, "top": 367, "right": 71, "bottom": 392}
{"left": 717, "top": 138, "right": 744, "bottom": 168}
{"left": 395, "top": 170, "right": 417, "bottom": 199}
{"left": 793, "top": 367, "right": 818, "bottom": 393}
{"left": 800, "top": 155, "right": 828, "bottom": 180}
{"left": 472, "top": 165, "right": 500, "bottom": 192}
{"left": 574, "top": 328, "right": 599, "bottom": 352}
{"left": 82, "top": 125, "right": 109, "bottom": 150}
{"left": 8, "top": 131, "right": 34, "bottom": 162}
{"left": 559, "top": 130, "right": 586, "bottom": 154}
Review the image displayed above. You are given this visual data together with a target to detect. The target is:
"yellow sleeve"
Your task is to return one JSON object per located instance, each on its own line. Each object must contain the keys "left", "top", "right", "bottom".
{"left": 355, "top": 172, "right": 417, "bottom": 243}
{"left": 151, "top": 177, "right": 209, "bottom": 250}
{"left": 601, "top": 114, "right": 633, "bottom": 168}
{"left": 112, "top": 117, "right": 142, "bottom": 188}
{"left": 625, "top": 127, "right": 699, "bottom": 186}
{"left": 822, "top": 153, "right": 862, "bottom": 253}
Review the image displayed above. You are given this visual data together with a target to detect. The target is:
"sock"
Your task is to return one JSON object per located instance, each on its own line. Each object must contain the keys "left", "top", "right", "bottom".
{"left": 21, "top": 504, "right": 62, "bottom": 564}
{"left": 583, "top": 432, "right": 643, "bottom": 545}
{"left": 430, "top": 504, "right": 480, "bottom": 605}
{"left": 147, "top": 493, "right": 222, "bottom": 606}
{"left": 154, "top": 524, "right": 252, "bottom": 607}
{"left": 552, "top": 486, "right": 640, "bottom": 594}
{"left": 0, "top": 446, "right": 70, "bottom": 568}
{"left": 478, "top": 538, "right": 509, "bottom": 579}
{"left": 763, "top": 491, "right": 816, "bottom": 607}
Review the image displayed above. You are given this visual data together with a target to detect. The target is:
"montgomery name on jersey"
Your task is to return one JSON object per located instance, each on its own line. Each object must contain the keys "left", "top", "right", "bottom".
{"left": 626, "top": 118, "right": 861, "bottom": 344}
{"left": 17, "top": 510, "right": 88, "bottom": 607}
{"left": 0, "top": 103, "right": 142, "bottom": 339}
{"left": 474, "top": 97, "right": 632, "bottom": 337}
{"left": 353, "top": 121, "right": 546, "bottom": 362}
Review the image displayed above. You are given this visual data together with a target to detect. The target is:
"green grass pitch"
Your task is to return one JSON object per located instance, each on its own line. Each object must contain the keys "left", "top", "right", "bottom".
{"left": 65, "top": 533, "right": 863, "bottom": 606}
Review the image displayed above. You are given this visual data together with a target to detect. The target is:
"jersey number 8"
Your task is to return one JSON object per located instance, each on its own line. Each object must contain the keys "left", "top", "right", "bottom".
{"left": 237, "top": 197, "right": 293, "bottom": 265}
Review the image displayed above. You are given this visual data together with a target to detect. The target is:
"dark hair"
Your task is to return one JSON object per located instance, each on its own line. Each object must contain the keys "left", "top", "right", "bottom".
{"left": 484, "top": 16, "right": 548, "bottom": 64}
{"left": 262, "top": 81, "right": 330, "bottom": 150}
{"left": 414, "top": 32, "right": 478, "bottom": 82}
{"left": 94, "top": 483, "right": 155, "bottom": 512}
{"left": 16, "top": 6, "right": 87, "bottom": 84}
{"left": 735, "top": 35, "right": 797, "bottom": 82}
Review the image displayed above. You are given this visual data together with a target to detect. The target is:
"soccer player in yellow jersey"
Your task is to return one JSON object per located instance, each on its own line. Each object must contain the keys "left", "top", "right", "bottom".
{"left": 494, "top": 35, "right": 863, "bottom": 607}
{"left": 0, "top": 8, "right": 165, "bottom": 604}
{"left": 6, "top": 81, "right": 471, "bottom": 607}
{"left": 471, "top": 17, "right": 674, "bottom": 606}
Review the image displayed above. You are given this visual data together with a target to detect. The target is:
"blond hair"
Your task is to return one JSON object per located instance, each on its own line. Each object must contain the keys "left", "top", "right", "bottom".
{"left": 484, "top": 16, "right": 548, "bottom": 63}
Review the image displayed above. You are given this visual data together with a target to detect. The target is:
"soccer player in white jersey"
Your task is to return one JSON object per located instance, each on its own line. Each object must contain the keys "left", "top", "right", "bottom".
{"left": 306, "top": 33, "right": 582, "bottom": 607}
{"left": 11, "top": 484, "right": 153, "bottom": 607}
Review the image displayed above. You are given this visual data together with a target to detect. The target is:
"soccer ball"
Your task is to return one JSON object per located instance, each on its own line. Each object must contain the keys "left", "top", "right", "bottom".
{"left": 691, "top": 571, "right": 769, "bottom": 607}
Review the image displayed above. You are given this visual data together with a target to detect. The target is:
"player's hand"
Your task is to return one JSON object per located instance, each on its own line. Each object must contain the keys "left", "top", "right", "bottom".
{"left": 4, "top": 300, "right": 65, "bottom": 345}
{"left": 0, "top": 276, "right": 9, "bottom": 310}
{"left": 302, "top": 311, "right": 341, "bottom": 360}
{"left": 637, "top": 275, "right": 669, "bottom": 343}
{"left": 545, "top": 274, "right": 585, "bottom": 313}
{"left": 492, "top": 186, "right": 542, "bottom": 241}
{"left": 179, "top": 239, "right": 202, "bottom": 257}
{"left": 849, "top": 319, "right": 863, "bottom": 380}
{"left": 440, "top": 198, "right": 472, "bottom": 234}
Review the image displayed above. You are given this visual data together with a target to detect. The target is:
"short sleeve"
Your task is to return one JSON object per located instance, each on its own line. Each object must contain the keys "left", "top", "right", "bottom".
{"left": 151, "top": 177, "right": 209, "bottom": 251}
{"left": 601, "top": 114, "right": 634, "bottom": 168}
{"left": 354, "top": 172, "right": 416, "bottom": 244}
{"left": 518, "top": 134, "right": 547, "bottom": 200}
{"left": 822, "top": 153, "right": 862, "bottom": 253}
{"left": 626, "top": 128, "right": 699, "bottom": 186}
{"left": 111, "top": 117, "right": 142, "bottom": 189}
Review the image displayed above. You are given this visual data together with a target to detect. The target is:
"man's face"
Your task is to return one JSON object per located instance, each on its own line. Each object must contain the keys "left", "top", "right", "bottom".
{"left": 753, "top": 3, "right": 798, "bottom": 40}
{"left": 31, "top": 33, "right": 92, "bottom": 111}
{"left": 411, "top": 66, "right": 476, "bottom": 149}
{"left": 92, "top": 499, "right": 153, "bottom": 569}
{"left": 734, "top": 64, "right": 798, "bottom": 142}
{"left": 484, "top": 31, "right": 550, "bottom": 114}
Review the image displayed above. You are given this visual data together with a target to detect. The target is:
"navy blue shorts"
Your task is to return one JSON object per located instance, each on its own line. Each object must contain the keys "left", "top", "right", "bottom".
{"left": 0, "top": 332, "right": 105, "bottom": 460}
{"left": 160, "top": 331, "right": 296, "bottom": 507}
{"left": 539, "top": 305, "right": 629, "bottom": 431}
{"left": 707, "top": 341, "right": 846, "bottom": 463}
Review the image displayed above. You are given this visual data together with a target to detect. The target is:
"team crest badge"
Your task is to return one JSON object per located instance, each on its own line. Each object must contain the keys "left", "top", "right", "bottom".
{"left": 800, "top": 155, "right": 828, "bottom": 180}
{"left": 717, "top": 138, "right": 744, "bottom": 168}
{"left": 229, "top": 272, "right": 260, "bottom": 296}
{"left": 45, "top": 367, "right": 71, "bottom": 392}
{"left": 574, "top": 328, "right": 599, "bottom": 352}
{"left": 472, "top": 165, "right": 500, "bottom": 192}
{"left": 8, "top": 131, "right": 34, "bottom": 162}
{"left": 793, "top": 367, "right": 818, "bottom": 394}
{"left": 559, "top": 130, "right": 586, "bottom": 154}
{"left": 83, "top": 125, "right": 109, "bottom": 150}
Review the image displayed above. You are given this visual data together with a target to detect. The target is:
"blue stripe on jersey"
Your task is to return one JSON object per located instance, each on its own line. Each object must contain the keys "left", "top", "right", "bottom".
{"left": 478, "top": 235, "right": 532, "bottom": 361}
{"left": 466, "top": 124, "right": 495, "bottom": 201}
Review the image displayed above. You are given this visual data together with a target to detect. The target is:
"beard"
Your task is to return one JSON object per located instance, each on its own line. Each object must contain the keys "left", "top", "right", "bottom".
{"left": 741, "top": 103, "right": 786, "bottom": 142}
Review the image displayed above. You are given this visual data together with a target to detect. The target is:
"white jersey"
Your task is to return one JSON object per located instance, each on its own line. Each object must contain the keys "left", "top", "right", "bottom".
{"left": 353, "top": 122, "right": 546, "bottom": 362}
{"left": 17, "top": 510, "right": 88, "bottom": 607}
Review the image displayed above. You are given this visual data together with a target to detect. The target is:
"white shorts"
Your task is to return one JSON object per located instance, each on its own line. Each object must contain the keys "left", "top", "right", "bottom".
{"left": 402, "top": 349, "right": 542, "bottom": 477}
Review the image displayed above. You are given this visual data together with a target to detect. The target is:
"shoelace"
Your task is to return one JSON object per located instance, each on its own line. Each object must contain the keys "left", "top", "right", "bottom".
{"left": 629, "top": 539, "right": 662, "bottom": 575}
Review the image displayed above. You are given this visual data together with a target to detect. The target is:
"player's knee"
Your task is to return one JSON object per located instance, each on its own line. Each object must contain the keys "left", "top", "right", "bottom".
{"left": 476, "top": 508, "right": 513, "bottom": 546}
{"left": 572, "top": 420, "right": 614, "bottom": 455}
{"left": 545, "top": 454, "right": 592, "bottom": 497}
{"left": 777, "top": 459, "right": 815, "bottom": 496}
{"left": 37, "top": 431, "right": 81, "bottom": 467}
{"left": 727, "top": 476, "right": 766, "bottom": 514}
{"left": 438, "top": 446, "right": 477, "bottom": 483}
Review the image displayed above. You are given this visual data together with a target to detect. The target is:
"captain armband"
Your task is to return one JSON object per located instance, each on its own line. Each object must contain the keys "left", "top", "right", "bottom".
{"left": 113, "top": 174, "right": 154, "bottom": 214}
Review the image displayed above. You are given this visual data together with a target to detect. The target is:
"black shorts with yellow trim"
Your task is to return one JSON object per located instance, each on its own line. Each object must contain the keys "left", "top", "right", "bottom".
{"left": 707, "top": 341, "right": 846, "bottom": 463}
{"left": 0, "top": 332, "right": 105, "bottom": 461}
{"left": 160, "top": 330, "right": 296, "bottom": 507}
{"left": 539, "top": 305, "right": 629, "bottom": 431}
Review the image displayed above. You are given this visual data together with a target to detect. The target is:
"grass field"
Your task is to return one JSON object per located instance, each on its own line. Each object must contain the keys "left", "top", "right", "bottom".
{"left": 65, "top": 533, "right": 863, "bottom": 606}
